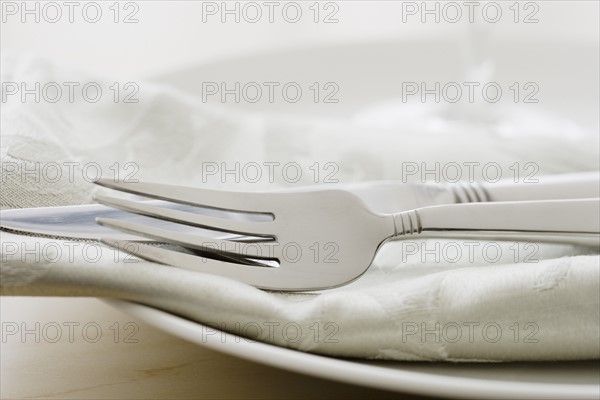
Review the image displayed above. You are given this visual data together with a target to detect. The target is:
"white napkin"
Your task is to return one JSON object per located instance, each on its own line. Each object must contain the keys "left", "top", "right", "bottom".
{"left": 1, "top": 55, "right": 599, "bottom": 361}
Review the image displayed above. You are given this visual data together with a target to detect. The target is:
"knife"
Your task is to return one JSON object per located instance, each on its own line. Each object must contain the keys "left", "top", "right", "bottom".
{"left": 1, "top": 173, "right": 598, "bottom": 241}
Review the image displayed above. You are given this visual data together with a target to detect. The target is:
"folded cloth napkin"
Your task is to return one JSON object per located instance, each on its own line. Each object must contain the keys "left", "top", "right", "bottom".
{"left": 1, "top": 55, "right": 599, "bottom": 361}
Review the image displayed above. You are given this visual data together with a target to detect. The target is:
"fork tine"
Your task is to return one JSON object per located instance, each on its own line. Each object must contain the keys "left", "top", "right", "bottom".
{"left": 95, "top": 178, "right": 275, "bottom": 214}
{"left": 95, "top": 194, "right": 275, "bottom": 237}
{"left": 97, "top": 217, "right": 279, "bottom": 261}
{"left": 101, "top": 238, "right": 280, "bottom": 289}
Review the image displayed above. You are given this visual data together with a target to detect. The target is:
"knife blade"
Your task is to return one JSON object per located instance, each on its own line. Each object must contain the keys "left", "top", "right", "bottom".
{"left": 1, "top": 173, "right": 598, "bottom": 241}
{"left": 0, "top": 182, "right": 454, "bottom": 241}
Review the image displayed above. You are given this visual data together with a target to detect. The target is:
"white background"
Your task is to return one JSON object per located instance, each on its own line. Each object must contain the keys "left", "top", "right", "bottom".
{"left": 2, "top": 1, "right": 598, "bottom": 77}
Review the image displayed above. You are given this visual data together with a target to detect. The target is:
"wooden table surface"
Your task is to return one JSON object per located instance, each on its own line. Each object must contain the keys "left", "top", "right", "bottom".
{"left": 1, "top": 297, "right": 432, "bottom": 399}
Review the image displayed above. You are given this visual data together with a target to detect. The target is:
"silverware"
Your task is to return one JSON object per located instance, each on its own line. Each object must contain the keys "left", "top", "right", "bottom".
{"left": 0, "top": 203, "right": 248, "bottom": 242}
{"left": 94, "top": 178, "right": 600, "bottom": 291}
{"left": 2, "top": 172, "right": 597, "bottom": 241}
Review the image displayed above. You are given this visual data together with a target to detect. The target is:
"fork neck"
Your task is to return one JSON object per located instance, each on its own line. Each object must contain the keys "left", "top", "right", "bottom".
{"left": 390, "top": 199, "right": 600, "bottom": 247}
{"left": 392, "top": 210, "right": 423, "bottom": 236}
{"left": 391, "top": 182, "right": 489, "bottom": 237}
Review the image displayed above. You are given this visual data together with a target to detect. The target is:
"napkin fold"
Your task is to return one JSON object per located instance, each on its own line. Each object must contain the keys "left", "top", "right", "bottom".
{"left": 1, "top": 55, "right": 599, "bottom": 361}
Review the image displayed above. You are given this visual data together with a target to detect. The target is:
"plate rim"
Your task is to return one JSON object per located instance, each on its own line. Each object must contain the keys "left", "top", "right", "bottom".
{"left": 105, "top": 299, "right": 599, "bottom": 400}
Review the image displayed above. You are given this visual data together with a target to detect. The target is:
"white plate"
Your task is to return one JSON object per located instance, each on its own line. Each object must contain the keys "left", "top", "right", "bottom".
{"left": 108, "top": 299, "right": 599, "bottom": 399}
{"left": 129, "top": 39, "right": 599, "bottom": 399}
{"left": 157, "top": 39, "right": 599, "bottom": 130}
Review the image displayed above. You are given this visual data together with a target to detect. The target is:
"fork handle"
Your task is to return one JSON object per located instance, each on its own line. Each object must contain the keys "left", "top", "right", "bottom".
{"left": 479, "top": 172, "right": 599, "bottom": 202}
{"left": 392, "top": 199, "right": 600, "bottom": 247}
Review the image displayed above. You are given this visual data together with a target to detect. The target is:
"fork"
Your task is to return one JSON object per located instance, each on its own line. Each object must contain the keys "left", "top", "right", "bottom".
{"left": 94, "top": 178, "right": 600, "bottom": 291}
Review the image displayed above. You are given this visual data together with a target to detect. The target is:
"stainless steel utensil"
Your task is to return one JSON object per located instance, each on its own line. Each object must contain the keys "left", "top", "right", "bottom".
{"left": 95, "top": 177, "right": 600, "bottom": 291}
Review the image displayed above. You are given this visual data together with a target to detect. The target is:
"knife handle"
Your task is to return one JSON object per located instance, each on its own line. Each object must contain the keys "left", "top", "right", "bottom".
{"left": 479, "top": 172, "right": 599, "bottom": 202}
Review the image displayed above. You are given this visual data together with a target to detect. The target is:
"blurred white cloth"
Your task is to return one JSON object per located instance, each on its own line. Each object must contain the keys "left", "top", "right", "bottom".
{"left": 1, "top": 56, "right": 599, "bottom": 361}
